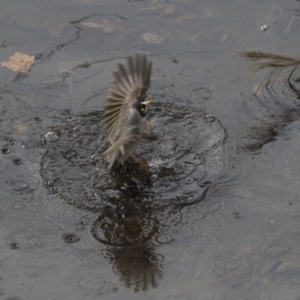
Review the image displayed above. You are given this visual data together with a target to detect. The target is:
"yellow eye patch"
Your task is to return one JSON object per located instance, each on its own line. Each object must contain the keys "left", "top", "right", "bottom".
{"left": 140, "top": 104, "right": 146, "bottom": 112}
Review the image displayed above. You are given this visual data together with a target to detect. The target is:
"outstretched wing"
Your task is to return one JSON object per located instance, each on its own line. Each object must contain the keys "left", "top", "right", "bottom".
{"left": 100, "top": 133, "right": 142, "bottom": 158}
{"left": 101, "top": 128, "right": 160, "bottom": 159}
{"left": 102, "top": 52, "right": 153, "bottom": 142}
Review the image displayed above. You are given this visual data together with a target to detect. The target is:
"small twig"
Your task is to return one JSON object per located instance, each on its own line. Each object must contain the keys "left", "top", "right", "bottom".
{"left": 284, "top": 15, "right": 295, "bottom": 34}
{"left": 235, "top": 245, "right": 250, "bottom": 264}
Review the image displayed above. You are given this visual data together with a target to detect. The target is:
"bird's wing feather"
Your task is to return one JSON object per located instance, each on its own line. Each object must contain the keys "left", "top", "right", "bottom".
{"left": 101, "top": 133, "right": 142, "bottom": 158}
{"left": 101, "top": 128, "right": 159, "bottom": 159}
{"left": 102, "top": 52, "right": 153, "bottom": 142}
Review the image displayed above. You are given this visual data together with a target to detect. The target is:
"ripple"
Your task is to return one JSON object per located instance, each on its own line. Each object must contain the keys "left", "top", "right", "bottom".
{"left": 82, "top": 251, "right": 105, "bottom": 269}
{"left": 0, "top": 136, "right": 16, "bottom": 147}
{"left": 259, "top": 241, "right": 291, "bottom": 281}
{"left": 62, "top": 233, "right": 80, "bottom": 244}
{"left": 11, "top": 181, "right": 28, "bottom": 192}
{"left": 5, "top": 231, "right": 44, "bottom": 251}
{"left": 5, "top": 176, "right": 39, "bottom": 195}
{"left": 23, "top": 265, "right": 41, "bottom": 277}
{"left": 41, "top": 83, "right": 227, "bottom": 209}
{"left": 12, "top": 201, "right": 26, "bottom": 210}
{"left": 75, "top": 216, "right": 90, "bottom": 231}
{"left": 189, "top": 81, "right": 213, "bottom": 102}
{"left": 213, "top": 250, "right": 259, "bottom": 300}
{"left": 91, "top": 206, "right": 159, "bottom": 247}
{"left": 78, "top": 273, "right": 113, "bottom": 294}
{"left": 12, "top": 158, "right": 22, "bottom": 165}
{"left": 26, "top": 235, "right": 42, "bottom": 247}
{"left": 275, "top": 262, "right": 300, "bottom": 284}
{"left": 262, "top": 243, "right": 290, "bottom": 258}
{"left": 44, "top": 132, "right": 59, "bottom": 143}
{"left": 35, "top": 254, "right": 58, "bottom": 269}
{"left": 40, "top": 76, "right": 228, "bottom": 251}
{"left": 224, "top": 258, "right": 244, "bottom": 272}
{"left": 55, "top": 203, "right": 90, "bottom": 229}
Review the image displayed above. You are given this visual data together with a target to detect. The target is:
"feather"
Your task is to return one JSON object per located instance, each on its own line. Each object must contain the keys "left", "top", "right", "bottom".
{"left": 236, "top": 50, "right": 300, "bottom": 91}
{"left": 102, "top": 52, "right": 153, "bottom": 141}
{"left": 140, "top": 130, "right": 160, "bottom": 141}
{"left": 101, "top": 134, "right": 142, "bottom": 158}
{"left": 100, "top": 52, "right": 159, "bottom": 168}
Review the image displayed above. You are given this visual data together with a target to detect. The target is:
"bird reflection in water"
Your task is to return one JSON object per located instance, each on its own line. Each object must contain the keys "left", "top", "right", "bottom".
{"left": 91, "top": 201, "right": 164, "bottom": 291}
{"left": 91, "top": 166, "right": 164, "bottom": 291}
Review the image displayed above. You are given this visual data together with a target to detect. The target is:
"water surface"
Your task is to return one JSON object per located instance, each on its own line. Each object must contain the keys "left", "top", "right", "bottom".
{"left": 1, "top": 0, "right": 300, "bottom": 299}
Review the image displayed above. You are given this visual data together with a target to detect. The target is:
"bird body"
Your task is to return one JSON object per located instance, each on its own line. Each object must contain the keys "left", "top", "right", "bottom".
{"left": 101, "top": 52, "right": 159, "bottom": 168}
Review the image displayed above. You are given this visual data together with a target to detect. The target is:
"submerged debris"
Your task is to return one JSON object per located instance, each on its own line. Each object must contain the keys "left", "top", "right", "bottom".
{"left": 1, "top": 52, "right": 35, "bottom": 73}
{"left": 141, "top": 32, "right": 164, "bottom": 44}
{"left": 81, "top": 20, "right": 123, "bottom": 33}
{"left": 260, "top": 24, "right": 269, "bottom": 31}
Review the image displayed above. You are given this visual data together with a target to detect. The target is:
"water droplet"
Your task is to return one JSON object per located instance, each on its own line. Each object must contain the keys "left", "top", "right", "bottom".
{"left": 26, "top": 236, "right": 41, "bottom": 246}
{"left": 260, "top": 24, "right": 269, "bottom": 31}
{"left": 13, "top": 202, "right": 26, "bottom": 210}
{"left": 1, "top": 148, "right": 11, "bottom": 154}
{"left": 11, "top": 181, "right": 28, "bottom": 192}
{"left": 232, "top": 212, "right": 241, "bottom": 219}
{"left": 76, "top": 218, "right": 89, "bottom": 230}
{"left": 12, "top": 159, "right": 22, "bottom": 165}
{"left": 62, "top": 233, "right": 80, "bottom": 244}
{"left": 8, "top": 243, "right": 19, "bottom": 250}
{"left": 45, "top": 132, "right": 59, "bottom": 143}
{"left": 204, "top": 115, "right": 215, "bottom": 123}
{"left": 24, "top": 266, "right": 41, "bottom": 277}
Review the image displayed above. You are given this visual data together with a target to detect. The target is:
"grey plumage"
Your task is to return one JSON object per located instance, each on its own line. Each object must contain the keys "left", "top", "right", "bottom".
{"left": 101, "top": 52, "right": 159, "bottom": 168}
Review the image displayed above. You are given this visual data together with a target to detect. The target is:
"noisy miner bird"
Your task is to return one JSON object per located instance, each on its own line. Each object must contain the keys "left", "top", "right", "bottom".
{"left": 101, "top": 52, "right": 159, "bottom": 168}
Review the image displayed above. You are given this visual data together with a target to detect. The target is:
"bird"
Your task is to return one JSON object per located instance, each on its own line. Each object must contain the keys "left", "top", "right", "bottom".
{"left": 101, "top": 52, "right": 159, "bottom": 168}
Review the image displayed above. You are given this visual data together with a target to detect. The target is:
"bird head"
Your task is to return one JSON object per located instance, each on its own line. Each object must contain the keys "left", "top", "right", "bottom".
{"left": 127, "top": 98, "right": 153, "bottom": 126}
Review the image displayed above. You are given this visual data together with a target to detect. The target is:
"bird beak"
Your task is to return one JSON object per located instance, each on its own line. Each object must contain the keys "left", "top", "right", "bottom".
{"left": 142, "top": 99, "right": 153, "bottom": 106}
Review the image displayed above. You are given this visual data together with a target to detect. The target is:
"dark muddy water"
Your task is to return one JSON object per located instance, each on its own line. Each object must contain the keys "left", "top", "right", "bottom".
{"left": 1, "top": 0, "right": 300, "bottom": 299}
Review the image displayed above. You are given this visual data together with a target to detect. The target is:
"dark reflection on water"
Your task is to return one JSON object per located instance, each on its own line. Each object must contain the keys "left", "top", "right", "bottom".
{"left": 101, "top": 245, "right": 163, "bottom": 292}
